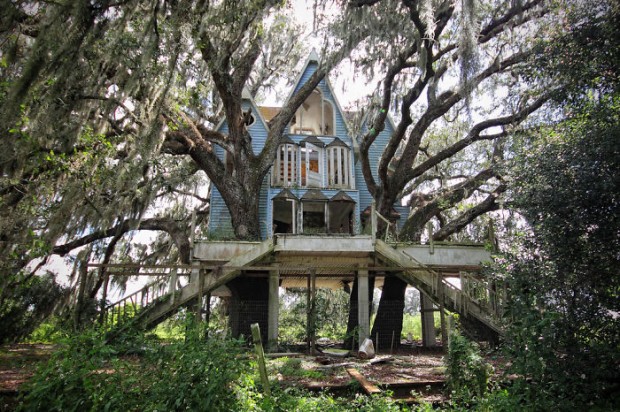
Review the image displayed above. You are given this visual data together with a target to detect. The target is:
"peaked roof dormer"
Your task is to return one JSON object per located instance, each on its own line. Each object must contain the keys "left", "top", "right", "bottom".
{"left": 283, "top": 51, "right": 353, "bottom": 135}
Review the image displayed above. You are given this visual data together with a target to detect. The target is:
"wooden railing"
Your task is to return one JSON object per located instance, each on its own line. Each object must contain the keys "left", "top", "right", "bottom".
{"left": 101, "top": 271, "right": 184, "bottom": 328}
{"left": 373, "top": 240, "right": 503, "bottom": 334}
{"left": 370, "top": 201, "right": 398, "bottom": 243}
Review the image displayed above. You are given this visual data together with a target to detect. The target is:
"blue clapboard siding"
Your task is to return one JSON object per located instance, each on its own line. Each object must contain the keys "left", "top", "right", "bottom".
{"left": 355, "top": 118, "right": 395, "bottom": 211}
{"left": 207, "top": 186, "right": 235, "bottom": 238}
{"left": 258, "top": 174, "right": 270, "bottom": 239}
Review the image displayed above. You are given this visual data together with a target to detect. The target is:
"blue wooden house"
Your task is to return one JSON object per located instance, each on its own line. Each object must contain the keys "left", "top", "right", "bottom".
{"left": 208, "top": 52, "right": 410, "bottom": 239}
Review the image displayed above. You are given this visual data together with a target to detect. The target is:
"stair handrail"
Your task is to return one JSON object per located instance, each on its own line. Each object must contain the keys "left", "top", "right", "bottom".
{"left": 102, "top": 275, "right": 173, "bottom": 327}
{"left": 371, "top": 201, "right": 397, "bottom": 243}
{"left": 386, "top": 242, "right": 503, "bottom": 331}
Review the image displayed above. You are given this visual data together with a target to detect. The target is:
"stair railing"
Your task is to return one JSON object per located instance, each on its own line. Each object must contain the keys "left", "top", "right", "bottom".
{"left": 102, "top": 271, "right": 181, "bottom": 328}
{"left": 371, "top": 201, "right": 397, "bottom": 243}
{"left": 400, "top": 248, "right": 504, "bottom": 327}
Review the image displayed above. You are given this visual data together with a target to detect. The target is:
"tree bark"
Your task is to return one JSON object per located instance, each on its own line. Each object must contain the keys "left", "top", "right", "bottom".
{"left": 371, "top": 276, "right": 407, "bottom": 352}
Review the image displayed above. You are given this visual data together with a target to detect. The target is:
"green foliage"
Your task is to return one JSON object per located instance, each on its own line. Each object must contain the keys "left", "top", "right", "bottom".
{"left": 0, "top": 272, "right": 66, "bottom": 344}
{"left": 279, "top": 288, "right": 350, "bottom": 344}
{"left": 491, "top": 3, "right": 620, "bottom": 407}
{"left": 274, "top": 357, "right": 324, "bottom": 380}
{"left": 526, "top": 0, "right": 619, "bottom": 107}
{"left": 401, "top": 312, "right": 441, "bottom": 341}
{"left": 18, "top": 328, "right": 251, "bottom": 412}
{"left": 496, "top": 88, "right": 620, "bottom": 412}
{"left": 256, "top": 386, "right": 408, "bottom": 412}
{"left": 445, "top": 331, "right": 493, "bottom": 407}
{"left": 17, "top": 325, "right": 432, "bottom": 412}
{"left": 24, "top": 317, "right": 67, "bottom": 344}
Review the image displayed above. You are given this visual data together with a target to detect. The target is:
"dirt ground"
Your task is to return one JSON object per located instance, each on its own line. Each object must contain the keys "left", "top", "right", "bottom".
{"left": 0, "top": 343, "right": 505, "bottom": 408}
{"left": 0, "top": 344, "right": 54, "bottom": 411}
{"left": 268, "top": 345, "right": 450, "bottom": 404}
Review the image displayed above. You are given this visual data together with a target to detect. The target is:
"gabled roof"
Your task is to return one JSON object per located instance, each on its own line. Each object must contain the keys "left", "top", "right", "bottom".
{"left": 300, "top": 135, "right": 325, "bottom": 147}
{"left": 281, "top": 135, "right": 297, "bottom": 145}
{"left": 326, "top": 137, "right": 348, "bottom": 148}
{"left": 273, "top": 188, "right": 299, "bottom": 201}
{"left": 330, "top": 191, "right": 355, "bottom": 202}
{"left": 301, "top": 189, "right": 328, "bottom": 201}
{"left": 282, "top": 50, "right": 353, "bottom": 135}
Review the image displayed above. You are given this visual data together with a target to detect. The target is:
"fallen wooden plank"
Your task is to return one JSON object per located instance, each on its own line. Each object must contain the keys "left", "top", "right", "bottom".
{"left": 346, "top": 367, "right": 381, "bottom": 395}
{"left": 322, "top": 349, "right": 350, "bottom": 358}
{"left": 264, "top": 352, "right": 304, "bottom": 358}
{"left": 316, "top": 362, "right": 354, "bottom": 370}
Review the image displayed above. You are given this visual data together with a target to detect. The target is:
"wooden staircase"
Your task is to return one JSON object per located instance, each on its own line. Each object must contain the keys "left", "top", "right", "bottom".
{"left": 374, "top": 240, "right": 504, "bottom": 338}
{"left": 103, "top": 238, "right": 274, "bottom": 331}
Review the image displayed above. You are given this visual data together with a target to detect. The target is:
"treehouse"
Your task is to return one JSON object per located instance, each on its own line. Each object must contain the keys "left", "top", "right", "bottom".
{"left": 102, "top": 53, "right": 504, "bottom": 352}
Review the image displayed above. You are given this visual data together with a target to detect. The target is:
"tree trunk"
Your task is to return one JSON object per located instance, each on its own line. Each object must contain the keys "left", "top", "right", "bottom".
{"left": 371, "top": 276, "right": 407, "bottom": 352}
{"left": 344, "top": 276, "right": 375, "bottom": 350}
{"left": 229, "top": 196, "right": 261, "bottom": 239}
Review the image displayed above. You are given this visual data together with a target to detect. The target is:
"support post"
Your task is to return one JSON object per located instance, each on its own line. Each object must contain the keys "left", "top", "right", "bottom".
{"left": 427, "top": 222, "right": 435, "bottom": 254}
{"left": 204, "top": 292, "right": 211, "bottom": 341}
{"left": 306, "top": 273, "right": 311, "bottom": 351}
{"left": 421, "top": 293, "right": 437, "bottom": 347}
{"left": 74, "top": 261, "right": 88, "bottom": 331}
{"left": 251, "top": 323, "right": 271, "bottom": 397}
{"left": 309, "top": 269, "right": 317, "bottom": 354}
{"left": 99, "top": 273, "right": 110, "bottom": 325}
{"left": 357, "top": 269, "right": 370, "bottom": 347}
{"left": 169, "top": 269, "right": 178, "bottom": 305}
{"left": 196, "top": 270, "right": 204, "bottom": 322}
{"left": 371, "top": 201, "right": 377, "bottom": 244}
{"left": 267, "top": 270, "right": 280, "bottom": 352}
{"left": 439, "top": 285, "right": 448, "bottom": 350}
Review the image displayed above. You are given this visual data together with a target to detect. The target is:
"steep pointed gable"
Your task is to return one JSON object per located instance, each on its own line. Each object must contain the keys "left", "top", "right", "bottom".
{"left": 283, "top": 51, "right": 353, "bottom": 138}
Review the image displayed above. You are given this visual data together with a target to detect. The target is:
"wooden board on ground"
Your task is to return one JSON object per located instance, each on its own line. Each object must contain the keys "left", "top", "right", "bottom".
{"left": 316, "top": 362, "right": 354, "bottom": 370}
{"left": 264, "top": 352, "right": 304, "bottom": 358}
{"left": 346, "top": 367, "right": 381, "bottom": 395}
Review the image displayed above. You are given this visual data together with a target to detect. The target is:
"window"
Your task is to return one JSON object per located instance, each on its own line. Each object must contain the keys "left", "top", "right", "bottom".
{"left": 272, "top": 189, "right": 298, "bottom": 234}
{"left": 328, "top": 191, "right": 356, "bottom": 234}
{"left": 290, "top": 89, "right": 335, "bottom": 136}
{"left": 301, "top": 189, "right": 328, "bottom": 234}
{"left": 326, "top": 138, "right": 352, "bottom": 189}
{"left": 300, "top": 136, "right": 324, "bottom": 188}
{"left": 272, "top": 140, "right": 298, "bottom": 186}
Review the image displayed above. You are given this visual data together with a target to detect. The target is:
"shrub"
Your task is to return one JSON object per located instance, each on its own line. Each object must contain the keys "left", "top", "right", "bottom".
{"left": 445, "top": 331, "right": 493, "bottom": 407}
{"left": 18, "top": 328, "right": 253, "bottom": 411}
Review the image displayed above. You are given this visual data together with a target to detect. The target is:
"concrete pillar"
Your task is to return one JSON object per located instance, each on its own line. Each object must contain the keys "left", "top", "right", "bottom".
{"left": 267, "top": 270, "right": 279, "bottom": 352}
{"left": 357, "top": 269, "right": 370, "bottom": 346}
{"left": 421, "top": 293, "right": 437, "bottom": 347}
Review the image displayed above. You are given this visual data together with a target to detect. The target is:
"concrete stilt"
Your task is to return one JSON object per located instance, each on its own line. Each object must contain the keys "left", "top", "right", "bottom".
{"left": 267, "top": 270, "right": 279, "bottom": 352}
{"left": 357, "top": 269, "right": 370, "bottom": 347}
{"left": 421, "top": 293, "right": 437, "bottom": 347}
